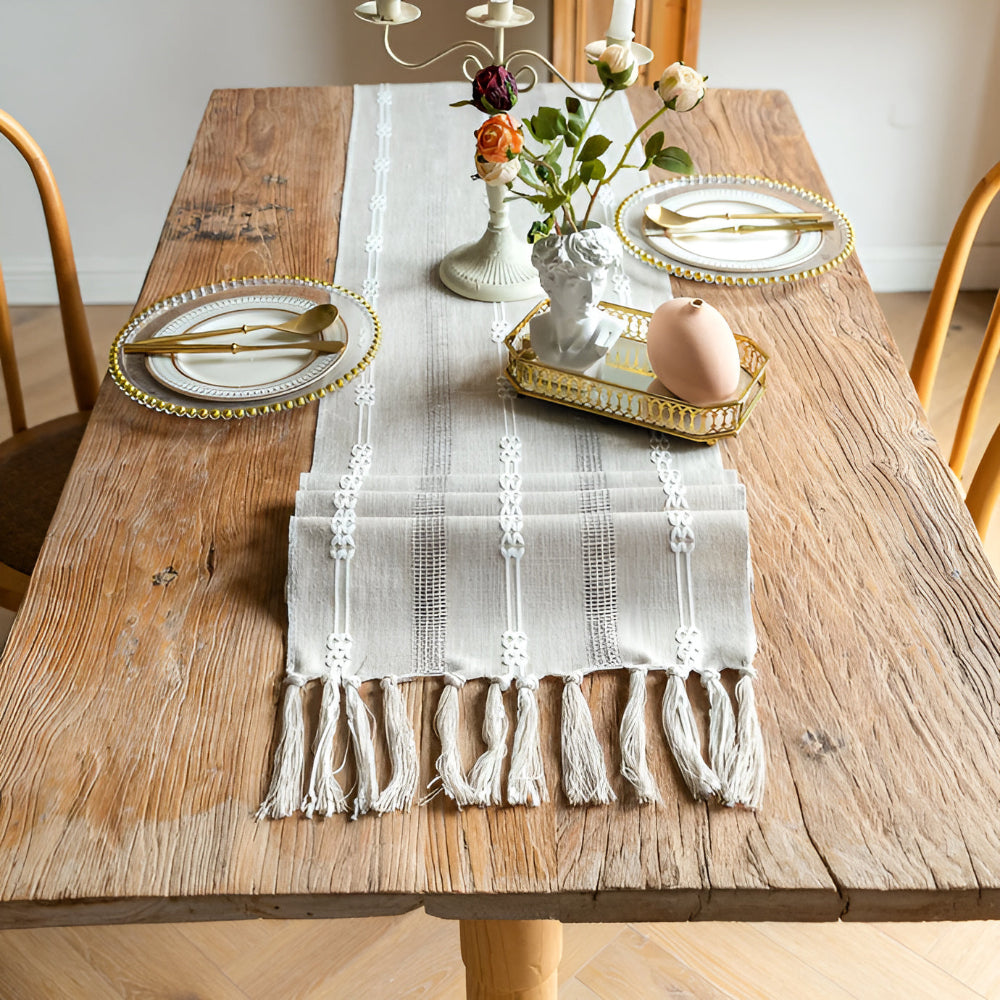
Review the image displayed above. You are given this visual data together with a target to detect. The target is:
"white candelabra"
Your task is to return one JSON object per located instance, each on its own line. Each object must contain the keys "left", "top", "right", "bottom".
{"left": 354, "top": 0, "right": 653, "bottom": 303}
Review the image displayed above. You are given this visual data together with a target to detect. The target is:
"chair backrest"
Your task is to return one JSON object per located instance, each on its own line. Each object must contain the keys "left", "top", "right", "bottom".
{"left": 0, "top": 110, "right": 99, "bottom": 434}
{"left": 551, "top": 0, "right": 701, "bottom": 88}
{"left": 909, "top": 160, "right": 1000, "bottom": 539}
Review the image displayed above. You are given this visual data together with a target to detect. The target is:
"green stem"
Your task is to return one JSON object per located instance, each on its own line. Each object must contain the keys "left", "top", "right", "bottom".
{"left": 581, "top": 101, "right": 669, "bottom": 227}
{"left": 566, "top": 85, "right": 611, "bottom": 181}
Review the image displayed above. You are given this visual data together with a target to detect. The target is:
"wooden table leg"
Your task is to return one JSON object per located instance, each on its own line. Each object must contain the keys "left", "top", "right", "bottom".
{"left": 459, "top": 919, "right": 563, "bottom": 1000}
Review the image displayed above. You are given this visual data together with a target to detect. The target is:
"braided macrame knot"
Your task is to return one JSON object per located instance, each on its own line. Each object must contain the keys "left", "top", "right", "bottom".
{"left": 565, "top": 670, "right": 585, "bottom": 686}
{"left": 342, "top": 674, "right": 362, "bottom": 690}
{"left": 284, "top": 674, "right": 309, "bottom": 688}
{"left": 674, "top": 625, "right": 703, "bottom": 666}
{"left": 325, "top": 633, "right": 353, "bottom": 672}
{"left": 443, "top": 673, "right": 465, "bottom": 690}
{"left": 380, "top": 676, "right": 399, "bottom": 690}
{"left": 517, "top": 675, "right": 539, "bottom": 691}
{"left": 494, "top": 675, "right": 514, "bottom": 692}
{"left": 664, "top": 664, "right": 691, "bottom": 680}
{"left": 740, "top": 661, "right": 757, "bottom": 680}
{"left": 699, "top": 666, "right": 721, "bottom": 685}
{"left": 500, "top": 630, "right": 529, "bottom": 674}
{"left": 668, "top": 510, "right": 695, "bottom": 553}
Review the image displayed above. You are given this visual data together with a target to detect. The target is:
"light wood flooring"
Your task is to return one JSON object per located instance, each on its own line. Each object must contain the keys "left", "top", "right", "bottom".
{"left": 0, "top": 292, "right": 999, "bottom": 999}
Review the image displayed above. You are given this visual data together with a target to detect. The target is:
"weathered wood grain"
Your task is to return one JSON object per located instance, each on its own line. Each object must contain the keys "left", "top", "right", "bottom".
{"left": 1, "top": 86, "right": 999, "bottom": 929}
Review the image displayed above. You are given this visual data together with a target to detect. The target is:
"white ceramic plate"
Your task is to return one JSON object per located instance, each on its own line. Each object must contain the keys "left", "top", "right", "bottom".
{"left": 616, "top": 175, "right": 854, "bottom": 286}
{"left": 110, "top": 276, "right": 380, "bottom": 419}
{"left": 145, "top": 296, "right": 349, "bottom": 402}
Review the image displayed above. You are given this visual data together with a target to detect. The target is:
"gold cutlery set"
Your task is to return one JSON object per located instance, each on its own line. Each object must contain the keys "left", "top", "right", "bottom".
{"left": 124, "top": 303, "right": 343, "bottom": 356}
{"left": 643, "top": 203, "right": 833, "bottom": 235}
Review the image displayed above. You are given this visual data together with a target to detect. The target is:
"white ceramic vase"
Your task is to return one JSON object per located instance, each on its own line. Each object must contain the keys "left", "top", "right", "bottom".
{"left": 528, "top": 224, "right": 625, "bottom": 372}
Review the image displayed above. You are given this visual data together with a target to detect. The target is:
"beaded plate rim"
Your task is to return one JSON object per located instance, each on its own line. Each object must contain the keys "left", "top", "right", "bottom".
{"left": 108, "top": 275, "right": 381, "bottom": 420}
{"left": 615, "top": 174, "right": 855, "bottom": 286}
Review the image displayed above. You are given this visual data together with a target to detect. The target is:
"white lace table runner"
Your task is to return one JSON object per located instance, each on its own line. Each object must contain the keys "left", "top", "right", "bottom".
{"left": 258, "top": 83, "right": 763, "bottom": 819}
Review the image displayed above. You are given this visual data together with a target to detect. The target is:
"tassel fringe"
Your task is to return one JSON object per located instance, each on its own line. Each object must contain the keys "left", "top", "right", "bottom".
{"left": 561, "top": 674, "right": 616, "bottom": 805}
{"left": 433, "top": 678, "right": 478, "bottom": 807}
{"left": 661, "top": 671, "right": 722, "bottom": 801}
{"left": 619, "top": 668, "right": 660, "bottom": 804}
{"left": 508, "top": 681, "right": 548, "bottom": 806}
{"left": 303, "top": 675, "right": 349, "bottom": 817}
{"left": 703, "top": 669, "right": 738, "bottom": 805}
{"left": 256, "top": 675, "right": 308, "bottom": 820}
{"left": 257, "top": 666, "right": 762, "bottom": 818}
{"left": 375, "top": 677, "right": 419, "bottom": 813}
{"left": 730, "top": 666, "right": 765, "bottom": 808}
{"left": 344, "top": 679, "right": 380, "bottom": 819}
{"left": 468, "top": 681, "right": 509, "bottom": 806}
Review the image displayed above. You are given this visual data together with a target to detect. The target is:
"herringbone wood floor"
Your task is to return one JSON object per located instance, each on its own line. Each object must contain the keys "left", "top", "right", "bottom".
{"left": 1, "top": 292, "right": 999, "bottom": 999}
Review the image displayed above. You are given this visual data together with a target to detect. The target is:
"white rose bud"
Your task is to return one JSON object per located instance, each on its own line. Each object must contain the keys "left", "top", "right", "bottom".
{"left": 657, "top": 62, "right": 706, "bottom": 112}
{"left": 476, "top": 156, "right": 520, "bottom": 186}
{"left": 596, "top": 43, "right": 639, "bottom": 89}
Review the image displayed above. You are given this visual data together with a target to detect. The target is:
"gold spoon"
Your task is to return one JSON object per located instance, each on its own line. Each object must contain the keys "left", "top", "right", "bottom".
{"left": 644, "top": 204, "right": 824, "bottom": 228}
{"left": 128, "top": 302, "right": 339, "bottom": 348}
{"left": 124, "top": 339, "right": 347, "bottom": 356}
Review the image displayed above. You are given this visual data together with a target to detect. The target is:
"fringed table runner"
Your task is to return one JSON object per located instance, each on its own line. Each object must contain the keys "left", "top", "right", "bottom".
{"left": 258, "top": 82, "right": 763, "bottom": 819}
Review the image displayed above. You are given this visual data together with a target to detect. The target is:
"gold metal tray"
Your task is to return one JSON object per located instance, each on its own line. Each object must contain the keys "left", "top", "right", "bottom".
{"left": 503, "top": 301, "right": 768, "bottom": 443}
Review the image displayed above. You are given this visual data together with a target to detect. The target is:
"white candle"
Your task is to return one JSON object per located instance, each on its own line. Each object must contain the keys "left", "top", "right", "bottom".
{"left": 606, "top": 0, "right": 635, "bottom": 42}
{"left": 488, "top": 0, "right": 513, "bottom": 22}
{"left": 376, "top": 0, "right": 401, "bottom": 20}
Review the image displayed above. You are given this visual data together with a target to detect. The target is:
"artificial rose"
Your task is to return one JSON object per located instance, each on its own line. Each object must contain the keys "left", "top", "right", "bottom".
{"left": 476, "top": 155, "right": 521, "bottom": 186}
{"left": 655, "top": 61, "right": 706, "bottom": 112}
{"left": 593, "top": 43, "right": 638, "bottom": 90}
{"left": 471, "top": 64, "right": 519, "bottom": 114}
{"left": 474, "top": 113, "right": 523, "bottom": 163}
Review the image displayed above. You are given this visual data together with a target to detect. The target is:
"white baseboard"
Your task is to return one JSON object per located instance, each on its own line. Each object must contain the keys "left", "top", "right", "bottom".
{"left": 3, "top": 257, "right": 145, "bottom": 305}
{"left": 856, "top": 244, "right": 1000, "bottom": 293}
{"left": 4, "top": 246, "right": 998, "bottom": 303}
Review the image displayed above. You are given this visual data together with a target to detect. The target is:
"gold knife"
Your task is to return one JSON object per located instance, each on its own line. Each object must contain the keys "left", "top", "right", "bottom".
{"left": 124, "top": 340, "right": 347, "bottom": 356}
{"left": 661, "top": 220, "right": 835, "bottom": 236}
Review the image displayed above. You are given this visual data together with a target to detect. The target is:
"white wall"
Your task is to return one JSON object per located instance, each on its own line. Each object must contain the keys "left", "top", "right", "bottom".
{"left": 0, "top": 0, "right": 996, "bottom": 304}
{"left": 699, "top": 0, "right": 1000, "bottom": 291}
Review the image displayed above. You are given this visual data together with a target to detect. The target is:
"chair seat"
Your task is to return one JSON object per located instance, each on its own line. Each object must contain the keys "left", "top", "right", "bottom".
{"left": 0, "top": 411, "right": 89, "bottom": 576}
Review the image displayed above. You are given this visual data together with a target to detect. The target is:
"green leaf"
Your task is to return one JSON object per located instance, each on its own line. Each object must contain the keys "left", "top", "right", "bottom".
{"left": 565, "top": 96, "right": 582, "bottom": 117}
{"left": 534, "top": 162, "right": 555, "bottom": 184}
{"left": 543, "top": 137, "right": 564, "bottom": 166}
{"left": 652, "top": 146, "right": 695, "bottom": 174}
{"left": 541, "top": 193, "right": 567, "bottom": 213}
{"left": 580, "top": 159, "right": 607, "bottom": 185}
{"left": 643, "top": 132, "right": 665, "bottom": 158}
{"left": 527, "top": 218, "right": 554, "bottom": 244}
{"left": 527, "top": 112, "right": 552, "bottom": 141}
{"left": 566, "top": 115, "right": 585, "bottom": 138}
{"left": 578, "top": 135, "right": 612, "bottom": 163}
{"left": 530, "top": 106, "right": 566, "bottom": 141}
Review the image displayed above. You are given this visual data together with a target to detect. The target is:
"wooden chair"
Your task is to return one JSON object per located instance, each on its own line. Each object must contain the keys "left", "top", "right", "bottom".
{"left": 0, "top": 110, "right": 100, "bottom": 611}
{"left": 909, "top": 160, "right": 1000, "bottom": 540}
{"left": 552, "top": 0, "right": 701, "bottom": 87}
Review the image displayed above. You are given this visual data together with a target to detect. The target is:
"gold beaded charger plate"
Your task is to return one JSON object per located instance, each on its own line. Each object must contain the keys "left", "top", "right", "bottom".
{"left": 615, "top": 174, "right": 854, "bottom": 286}
{"left": 109, "top": 276, "right": 380, "bottom": 419}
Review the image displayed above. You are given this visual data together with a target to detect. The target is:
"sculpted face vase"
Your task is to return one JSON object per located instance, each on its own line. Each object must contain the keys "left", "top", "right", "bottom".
{"left": 529, "top": 225, "right": 625, "bottom": 372}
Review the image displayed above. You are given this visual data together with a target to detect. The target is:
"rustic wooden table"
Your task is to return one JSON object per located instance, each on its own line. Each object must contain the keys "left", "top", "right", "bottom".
{"left": 3, "top": 85, "right": 1000, "bottom": 999}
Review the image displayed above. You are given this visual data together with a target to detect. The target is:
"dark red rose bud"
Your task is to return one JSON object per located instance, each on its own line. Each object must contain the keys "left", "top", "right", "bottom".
{"left": 472, "top": 64, "right": 518, "bottom": 114}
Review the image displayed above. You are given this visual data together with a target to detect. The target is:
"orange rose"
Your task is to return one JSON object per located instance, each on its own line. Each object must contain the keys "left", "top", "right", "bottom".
{"left": 474, "top": 113, "right": 523, "bottom": 163}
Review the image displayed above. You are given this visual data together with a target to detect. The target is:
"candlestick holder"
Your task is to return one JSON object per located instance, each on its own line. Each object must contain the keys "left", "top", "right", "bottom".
{"left": 354, "top": 0, "right": 653, "bottom": 302}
